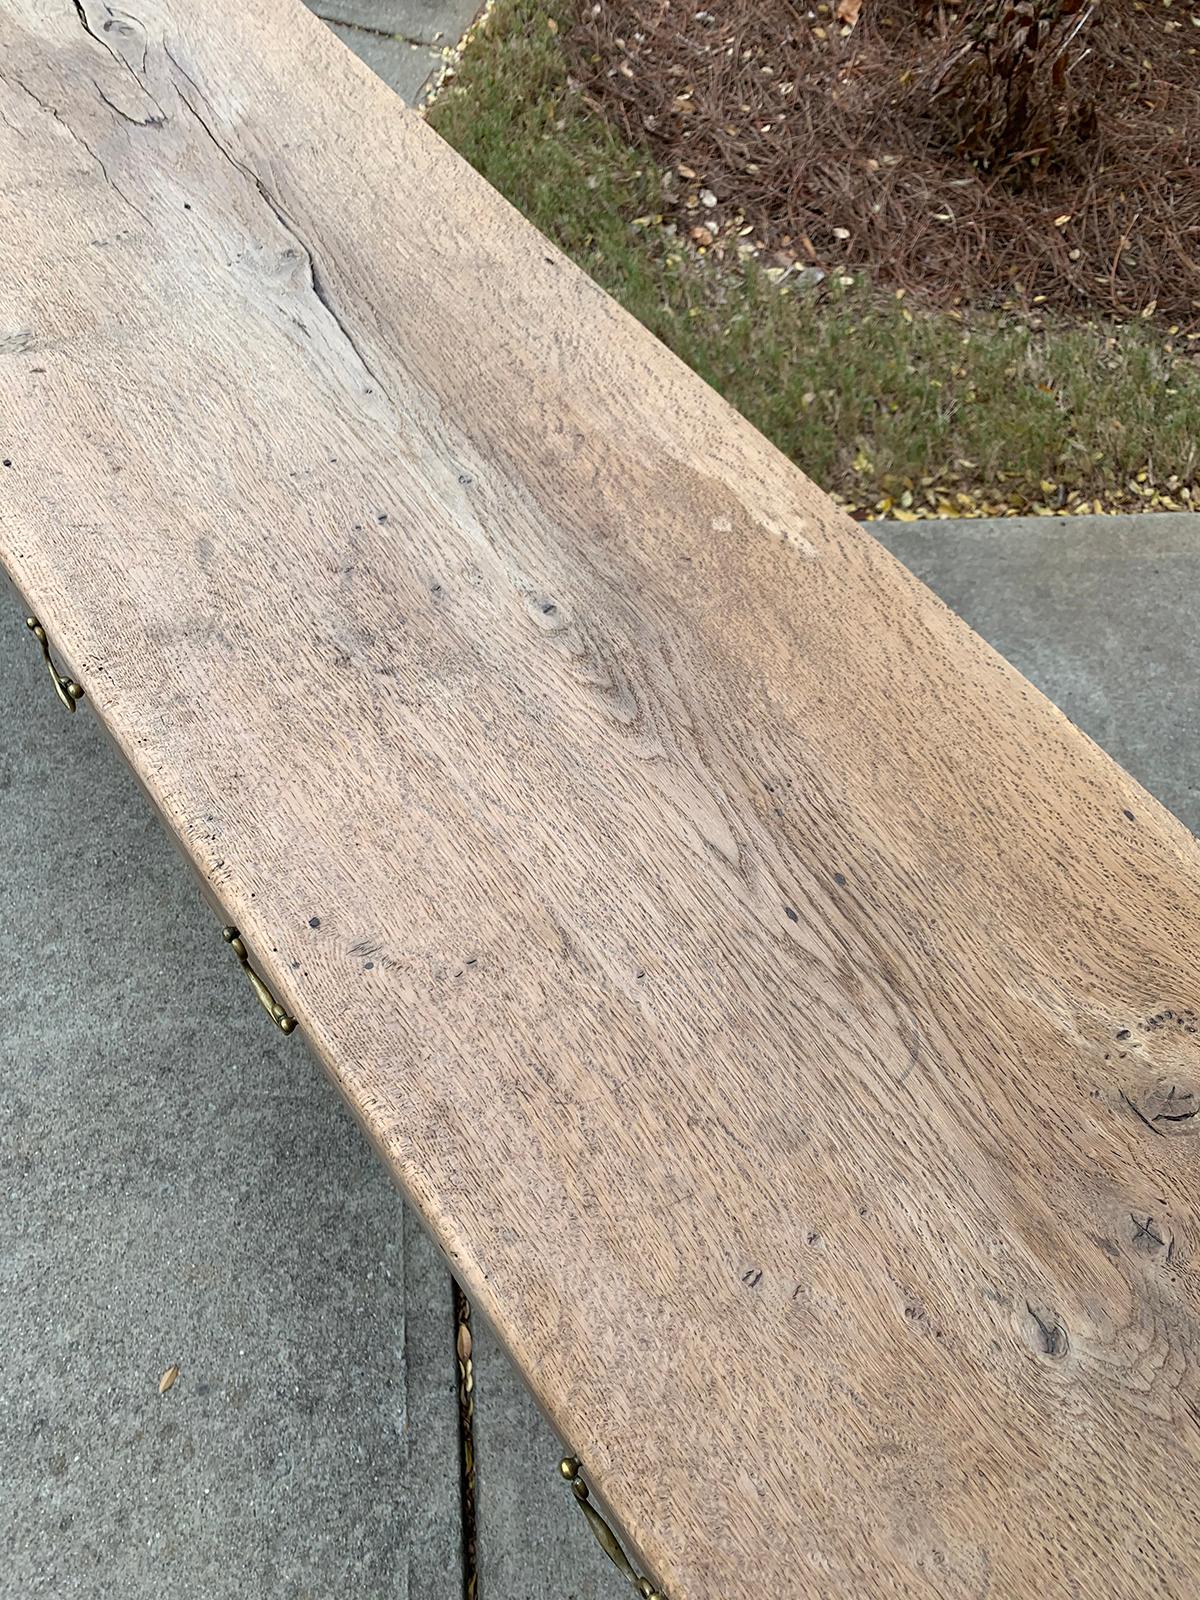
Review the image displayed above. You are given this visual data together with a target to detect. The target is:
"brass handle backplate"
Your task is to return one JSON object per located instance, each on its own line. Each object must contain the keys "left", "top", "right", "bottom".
{"left": 26, "top": 617, "right": 84, "bottom": 712}
{"left": 223, "top": 927, "right": 297, "bottom": 1034}
{"left": 560, "top": 1458, "right": 667, "bottom": 1599}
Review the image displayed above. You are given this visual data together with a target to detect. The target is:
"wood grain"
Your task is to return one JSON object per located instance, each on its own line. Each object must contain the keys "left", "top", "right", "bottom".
{"left": 2, "top": 4, "right": 1199, "bottom": 1593}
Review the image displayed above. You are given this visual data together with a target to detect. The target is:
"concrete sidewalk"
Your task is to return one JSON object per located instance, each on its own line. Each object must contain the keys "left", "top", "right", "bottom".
{"left": 301, "top": 0, "right": 479, "bottom": 103}
{"left": 0, "top": 598, "right": 463, "bottom": 1599}
{"left": 874, "top": 513, "right": 1200, "bottom": 835}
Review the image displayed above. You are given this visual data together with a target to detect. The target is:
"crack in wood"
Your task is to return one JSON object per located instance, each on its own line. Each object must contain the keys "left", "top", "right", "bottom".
{"left": 1118, "top": 1089, "right": 1166, "bottom": 1138}
{"left": 164, "top": 45, "right": 395, "bottom": 407}
{"left": 6, "top": 72, "right": 149, "bottom": 223}
{"left": 94, "top": 80, "right": 163, "bottom": 127}
{"left": 71, "top": 0, "right": 162, "bottom": 111}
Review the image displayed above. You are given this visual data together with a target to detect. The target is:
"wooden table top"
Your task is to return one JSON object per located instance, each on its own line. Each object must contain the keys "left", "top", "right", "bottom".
{"left": 3, "top": 3, "right": 1199, "bottom": 1593}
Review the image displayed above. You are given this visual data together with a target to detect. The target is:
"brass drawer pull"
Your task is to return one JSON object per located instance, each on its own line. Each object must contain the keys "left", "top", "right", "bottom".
{"left": 559, "top": 1457, "right": 667, "bottom": 1599}
{"left": 223, "top": 927, "right": 297, "bottom": 1034}
{"left": 26, "top": 617, "right": 84, "bottom": 712}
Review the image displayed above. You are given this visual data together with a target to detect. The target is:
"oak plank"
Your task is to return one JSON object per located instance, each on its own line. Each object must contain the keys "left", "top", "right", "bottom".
{"left": 2, "top": 3, "right": 1199, "bottom": 1593}
{"left": 468, "top": 510, "right": 1200, "bottom": 1595}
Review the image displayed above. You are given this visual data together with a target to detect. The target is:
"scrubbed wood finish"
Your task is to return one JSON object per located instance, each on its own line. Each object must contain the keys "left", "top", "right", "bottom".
{"left": 2, "top": 3, "right": 1199, "bottom": 1594}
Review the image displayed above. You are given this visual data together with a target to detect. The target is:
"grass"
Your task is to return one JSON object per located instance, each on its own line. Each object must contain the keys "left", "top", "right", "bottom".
{"left": 426, "top": 0, "right": 1200, "bottom": 518}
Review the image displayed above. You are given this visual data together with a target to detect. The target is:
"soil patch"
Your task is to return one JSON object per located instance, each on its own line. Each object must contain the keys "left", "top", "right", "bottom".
{"left": 566, "top": 0, "right": 1200, "bottom": 325}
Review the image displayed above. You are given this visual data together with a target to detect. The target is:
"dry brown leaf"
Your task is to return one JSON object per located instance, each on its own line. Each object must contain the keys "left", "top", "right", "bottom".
{"left": 159, "top": 1364, "right": 180, "bottom": 1394}
{"left": 836, "top": 0, "right": 862, "bottom": 26}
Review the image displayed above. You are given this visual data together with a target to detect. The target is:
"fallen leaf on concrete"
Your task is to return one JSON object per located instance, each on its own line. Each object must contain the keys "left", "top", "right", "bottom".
{"left": 159, "top": 1364, "right": 180, "bottom": 1394}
